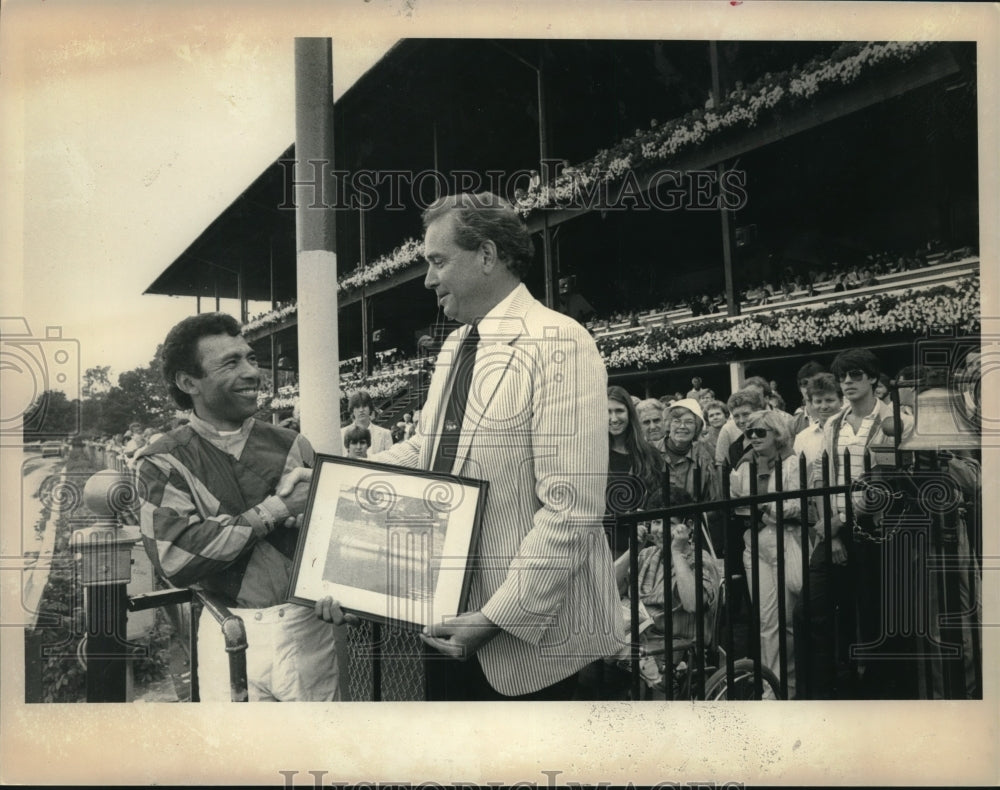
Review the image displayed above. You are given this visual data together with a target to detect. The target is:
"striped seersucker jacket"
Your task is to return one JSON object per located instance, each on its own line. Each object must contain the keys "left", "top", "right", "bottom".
{"left": 374, "top": 283, "right": 623, "bottom": 695}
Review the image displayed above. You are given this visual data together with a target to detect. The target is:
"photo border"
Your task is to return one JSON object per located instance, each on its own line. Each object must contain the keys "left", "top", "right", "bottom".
{"left": 288, "top": 453, "right": 488, "bottom": 631}
{"left": 0, "top": 2, "right": 997, "bottom": 787}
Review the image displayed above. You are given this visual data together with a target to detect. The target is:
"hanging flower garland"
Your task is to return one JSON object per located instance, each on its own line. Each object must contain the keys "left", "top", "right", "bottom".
{"left": 243, "top": 302, "right": 298, "bottom": 334}
{"left": 343, "top": 376, "right": 409, "bottom": 403}
{"left": 262, "top": 375, "right": 412, "bottom": 413}
{"left": 336, "top": 237, "right": 425, "bottom": 294}
{"left": 597, "top": 276, "right": 979, "bottom": 370}
{"left": 242, "top": 43, "right": 942, "bottom": 313}
{"left": 513, "top": 41, "right": 939, "bottom": 215}
{"left": 242, "top": 238, "right": 426, "bottom": 331}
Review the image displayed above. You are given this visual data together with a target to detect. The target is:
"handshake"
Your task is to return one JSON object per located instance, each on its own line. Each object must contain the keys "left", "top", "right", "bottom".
{"left": 270, "top": 466, "right": 360, "bottom": 628}
{"left": 272, "top": 467, "right": 315, "bottom": 528}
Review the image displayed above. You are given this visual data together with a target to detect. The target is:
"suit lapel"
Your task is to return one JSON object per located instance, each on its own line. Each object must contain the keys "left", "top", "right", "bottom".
{"left": 451, "top": 285, "right": 534, "bottom": 475}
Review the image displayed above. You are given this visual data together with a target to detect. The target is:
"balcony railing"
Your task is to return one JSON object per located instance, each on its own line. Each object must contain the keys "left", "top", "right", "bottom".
{"left": 589, "top": 256, "right": 979, "bottom": 340}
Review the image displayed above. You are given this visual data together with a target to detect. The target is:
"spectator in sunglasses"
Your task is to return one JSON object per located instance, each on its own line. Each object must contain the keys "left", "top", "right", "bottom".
{"left": 822, "top": 348, "right": 913, "bottom": 495}
{"left": 729, "top": 409, "right": 805, "bottom": 698}
{"left": 720, "top": 387, "right": 767, "bottom": 468}
{"left": 797, "top": 347, "right": 912, "bottom": 699}
{"left": 714, "top": 376, "right": 792, "bottom": 466}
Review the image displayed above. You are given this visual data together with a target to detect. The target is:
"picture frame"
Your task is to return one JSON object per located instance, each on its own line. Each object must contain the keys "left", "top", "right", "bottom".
{"left": 288, "top": 453, "right": 488, "bottom": 630}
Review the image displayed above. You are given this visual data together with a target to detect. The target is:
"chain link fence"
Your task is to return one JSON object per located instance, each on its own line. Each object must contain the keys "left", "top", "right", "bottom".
{"left": 346, "top": 620, "right": 425, "bottom": 701}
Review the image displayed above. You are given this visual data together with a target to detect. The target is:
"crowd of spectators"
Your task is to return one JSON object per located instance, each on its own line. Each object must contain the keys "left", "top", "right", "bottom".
{"left": 596, "top": 346, "right": 981, "bottom": 700}
{"left": 84, "top": 325, "right": 980, "bottom": 703}
{"left": 583, "top": 240, "right": 978, "bottom": 328}
{"left": 91, "top": 417, "right": 191, "bottom": 472}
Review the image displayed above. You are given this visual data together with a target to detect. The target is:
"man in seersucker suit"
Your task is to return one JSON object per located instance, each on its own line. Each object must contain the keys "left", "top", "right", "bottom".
{"left": 313, "top": 192, "right": 622, "bottom": 700}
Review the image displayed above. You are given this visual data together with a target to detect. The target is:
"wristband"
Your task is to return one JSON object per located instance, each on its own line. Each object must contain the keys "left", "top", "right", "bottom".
{"left": 253, "top": 504, "right": 275, "bottom": 532}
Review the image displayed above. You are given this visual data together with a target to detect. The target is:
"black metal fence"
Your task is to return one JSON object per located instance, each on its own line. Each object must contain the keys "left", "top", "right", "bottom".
{"left": 615, "top": 445, "right": 982, "bottom": 701}
{"left": 78, "top": 425, "right": 981, "bottom": 702}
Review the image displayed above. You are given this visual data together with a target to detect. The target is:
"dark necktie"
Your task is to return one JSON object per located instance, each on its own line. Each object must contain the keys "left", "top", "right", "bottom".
{"left": 432, "top": 323, "right": 479, "bottom": 474}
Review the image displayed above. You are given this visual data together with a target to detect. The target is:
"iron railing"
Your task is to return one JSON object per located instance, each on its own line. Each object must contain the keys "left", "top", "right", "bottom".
{"left": 78, "top": 408, "right": 981, "bottom": 702}
{"left": 615, "top": 443, "right": 982, "bottom": 700}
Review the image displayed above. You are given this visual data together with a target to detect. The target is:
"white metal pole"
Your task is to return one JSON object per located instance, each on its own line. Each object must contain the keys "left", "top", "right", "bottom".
{"left": 294, "top": 38, "right": 342, "bottom": 456}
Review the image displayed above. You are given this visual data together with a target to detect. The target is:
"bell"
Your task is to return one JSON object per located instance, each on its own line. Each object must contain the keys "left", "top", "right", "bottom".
{"left": 898, "top": 387, "right": 980, "bottom": 450}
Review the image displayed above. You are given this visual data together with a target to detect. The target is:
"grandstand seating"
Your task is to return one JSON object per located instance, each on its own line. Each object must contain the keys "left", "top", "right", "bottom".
{"left": 588, "top": 256, "right": 978, "bottom": 340}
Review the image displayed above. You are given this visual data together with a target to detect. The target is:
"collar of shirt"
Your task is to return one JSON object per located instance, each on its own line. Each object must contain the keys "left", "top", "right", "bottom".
{"left": 752, "top": 452, "right": 783, "bottom": 474}
{"left": 186, "top": 411, "right": 255, "bottom": 458}
{"left": 665, "top": 439, "right": 696, "bottom": 463}
{"left": 842, "top": 398, "right": 883, "bottom": 423}
{"left": 473, "top": 282, "right": 528, "bottom": 344}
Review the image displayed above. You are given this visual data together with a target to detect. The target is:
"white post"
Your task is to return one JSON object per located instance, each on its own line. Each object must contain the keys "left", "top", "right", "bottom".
{"left": 294, "top": 38, "right": 342, "bottom": 456}
{"left": 293, "top": 38, "right": 350, "bottom": 700}
{"left": 729, "top": 360, "right": 745, "bottom": 394}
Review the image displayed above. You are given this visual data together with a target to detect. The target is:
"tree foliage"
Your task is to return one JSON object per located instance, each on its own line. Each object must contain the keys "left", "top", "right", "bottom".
{"left": 22, "top": 389, "right": 80, "bottom": 441}
{"left": 98, "top": 353, "right": 174, "bottom": 434}
{"left": 82, "top": 365, "right": 111, "bottom": 399}
{"left": 24, "top": 347, "right": 178, "bottom": 441}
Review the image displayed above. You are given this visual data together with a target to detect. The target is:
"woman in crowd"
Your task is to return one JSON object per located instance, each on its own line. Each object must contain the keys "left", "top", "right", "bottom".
{"left": 729, "top": 409, "right": 805, "bottom": 698}
{"left": 605, "top": 385, "right": 664, "bottom": 559}
{"left": 719, "top": 386, "right": 768, "bottom": 468}
{"left": 701, "top": 399, "right": 729, "bottom": 454}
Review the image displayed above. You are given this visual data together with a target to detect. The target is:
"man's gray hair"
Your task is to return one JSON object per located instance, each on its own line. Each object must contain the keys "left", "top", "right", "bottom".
{"left": 422, "top": 192, "right": 535, "bottom": 279}
{"left": 635, "top": 398, "right": 664, "bottom": 415}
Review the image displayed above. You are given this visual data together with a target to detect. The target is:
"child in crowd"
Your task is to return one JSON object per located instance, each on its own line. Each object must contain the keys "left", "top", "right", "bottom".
{"left": 344, "top": 425, "right": 371, "bottom": 460}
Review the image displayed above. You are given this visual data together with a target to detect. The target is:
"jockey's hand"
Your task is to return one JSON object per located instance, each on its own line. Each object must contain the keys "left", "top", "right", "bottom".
{"left": 276, "top": 467, "right": 313, "bottom": 497}
{"left": 275, "top": 468, "right": 314, "bottom": 518}
{"left": 315, "top": 596, "right": 360, "bottom": 627}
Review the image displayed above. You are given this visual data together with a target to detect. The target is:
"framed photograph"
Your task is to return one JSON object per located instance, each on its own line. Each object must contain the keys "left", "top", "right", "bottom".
{"left": 288, "top": 454, "right": 488, "bottom": 630}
